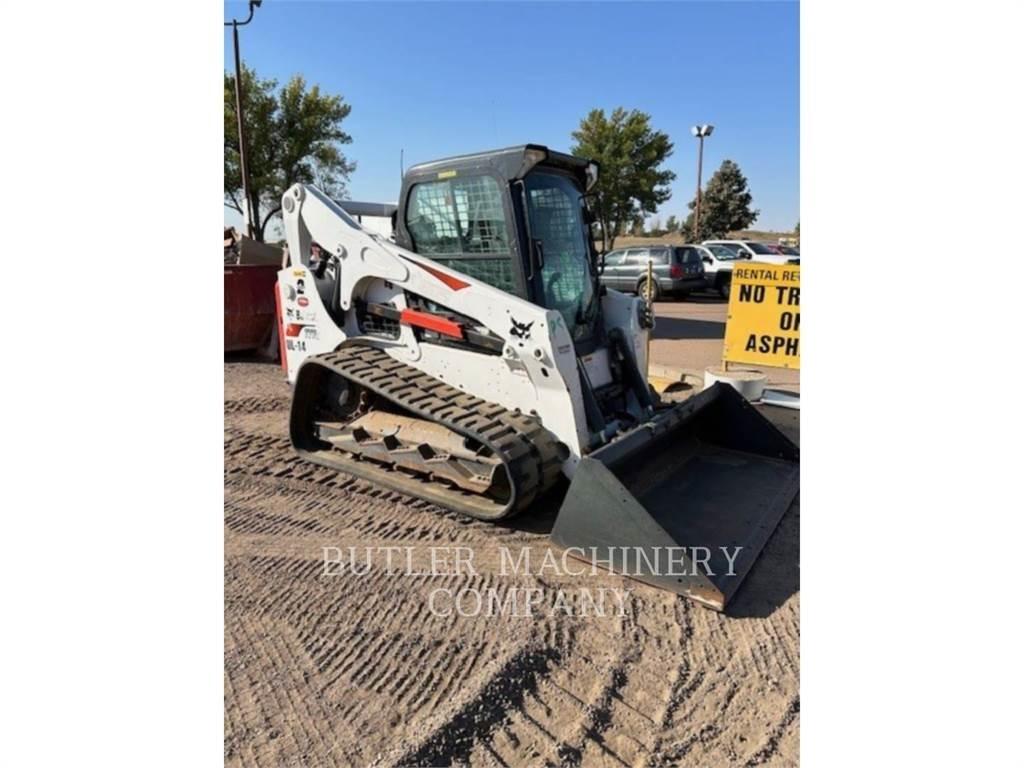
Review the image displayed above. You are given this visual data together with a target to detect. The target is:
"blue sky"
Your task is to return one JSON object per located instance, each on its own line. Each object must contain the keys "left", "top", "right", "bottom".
{"left": 224, "top": 1, "right": 798, "bottom": 232}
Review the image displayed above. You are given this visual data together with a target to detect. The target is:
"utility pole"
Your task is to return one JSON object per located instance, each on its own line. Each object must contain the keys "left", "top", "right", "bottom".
{"left": 226, "top": 1, "right": 262, "bottom": 239}
{"left": 690, "top": 124, "right": 714, "bottom": 240}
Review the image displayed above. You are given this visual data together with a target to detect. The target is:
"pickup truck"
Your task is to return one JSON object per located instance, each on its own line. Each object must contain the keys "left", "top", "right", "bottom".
{"left": 703, "top": 239, "right": 801, "bottom": 266}
{"left": 691, "top": 243, "right": 747, "bottom": 298}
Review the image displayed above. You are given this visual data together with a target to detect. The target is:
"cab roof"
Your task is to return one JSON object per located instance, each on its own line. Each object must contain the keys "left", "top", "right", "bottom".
{"left": 403, "top": 144, "right": 596, "bottom": 187}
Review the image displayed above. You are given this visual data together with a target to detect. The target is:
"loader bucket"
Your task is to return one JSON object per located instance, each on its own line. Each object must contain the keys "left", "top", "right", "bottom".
{"left": 550, "top": 382, "right": 799, "bottom": 611}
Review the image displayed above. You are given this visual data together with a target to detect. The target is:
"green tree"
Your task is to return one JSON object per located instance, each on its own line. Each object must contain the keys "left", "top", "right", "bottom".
{"left": 225, "top": 64, "right": 355, "bottom": 241}
{"left": 571, "top": 108, "right": 675, "bottom": 250}
{"left": 665, "top": 214, "right": 679, "bottom": 233}
{"left": 681, "top": 159, "right": 759, "bottom": 241}
{"left": 629, "top": 217, "right": 646, "bottom": 237}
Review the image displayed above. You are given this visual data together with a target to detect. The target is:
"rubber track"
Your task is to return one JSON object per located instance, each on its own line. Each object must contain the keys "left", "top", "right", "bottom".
{"left": 292, "top": 344, "right": 565, "bottom": 519}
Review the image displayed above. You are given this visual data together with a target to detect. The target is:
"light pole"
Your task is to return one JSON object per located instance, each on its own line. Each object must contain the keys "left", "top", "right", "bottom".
{"left": 690, "top": 124, "right": 714, "bottom": 240}
{"left": 226, "top": 0, "right": 262, "bottom": 239}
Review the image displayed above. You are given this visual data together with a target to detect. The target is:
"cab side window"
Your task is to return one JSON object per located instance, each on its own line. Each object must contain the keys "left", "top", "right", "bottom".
{"left": 407, "top": 176, "right": 510, "bottom": 256}
{"left": 405, "top": 175, "right": 518, "bottom": 294}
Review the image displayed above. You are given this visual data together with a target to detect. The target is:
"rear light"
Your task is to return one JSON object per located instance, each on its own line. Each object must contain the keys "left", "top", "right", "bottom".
{"left": 669, "top": 264, "right": 684, "bottom": 279}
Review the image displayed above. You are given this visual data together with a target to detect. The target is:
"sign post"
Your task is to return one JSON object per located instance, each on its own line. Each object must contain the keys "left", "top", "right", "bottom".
{"left": 723, "top": 263, "right": 800, "bottom": 369}
{"left": 645, "top": 259, "right": 654, "bottom": 378}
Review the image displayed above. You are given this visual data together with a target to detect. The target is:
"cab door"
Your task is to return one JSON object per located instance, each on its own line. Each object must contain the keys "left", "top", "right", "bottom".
{"left": 520, "top": 170, "right": 600, "bottom": 345}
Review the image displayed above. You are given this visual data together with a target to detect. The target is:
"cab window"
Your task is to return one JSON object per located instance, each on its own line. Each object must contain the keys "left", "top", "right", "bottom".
{"left": 405, "top": 175, "right": 518, "bottom": 294}
{"left": 524, "top": 171, "right": 596, "bottom": 341}
{"left": 407, "top": 175, "right": 510, "bottom": 255}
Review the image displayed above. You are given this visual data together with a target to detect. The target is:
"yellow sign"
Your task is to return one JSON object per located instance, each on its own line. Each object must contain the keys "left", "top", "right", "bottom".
{"left": 723, "top": 262, "right": 800, "bottom": 369}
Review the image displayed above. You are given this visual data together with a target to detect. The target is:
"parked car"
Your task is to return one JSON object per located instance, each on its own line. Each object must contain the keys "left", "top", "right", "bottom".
{"left": 703, "top": 239, "right": 800, "bottom": 265}
{"left": 763, "top": 243, "right": 801, "bottom": 257}
{"left": 599, "top": 244, "right": 706, "bottom": 300}
{"left": 688, "top": 243, "right": 744, "bottom": 298}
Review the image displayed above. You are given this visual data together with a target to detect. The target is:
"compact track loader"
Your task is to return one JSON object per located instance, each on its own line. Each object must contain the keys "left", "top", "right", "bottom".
{"left": 278, "top": 145, "right": 798, "bottom": 610}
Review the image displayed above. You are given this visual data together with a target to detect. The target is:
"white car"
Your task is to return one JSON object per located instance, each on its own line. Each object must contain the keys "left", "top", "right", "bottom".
{"left": 703, "top": 239, "right": 801, "bottom": 266}
{"left": 692, "top": 243, "right": 747, "bottom": 298}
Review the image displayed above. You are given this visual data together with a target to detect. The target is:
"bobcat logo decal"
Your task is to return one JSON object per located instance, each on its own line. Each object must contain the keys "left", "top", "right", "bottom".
{"left": 509, "top": 318, "right": 534, "bottom": 340}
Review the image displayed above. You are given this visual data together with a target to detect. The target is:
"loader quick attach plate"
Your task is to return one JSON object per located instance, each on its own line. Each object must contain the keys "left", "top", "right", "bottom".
{"left": 550, "top": 383, "right": 799, "bottom": 611}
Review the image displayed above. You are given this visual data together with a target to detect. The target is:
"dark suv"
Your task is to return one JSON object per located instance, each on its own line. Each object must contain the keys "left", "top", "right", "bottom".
{"left": 598, "top": 245, "right": 706, "bottom": 300}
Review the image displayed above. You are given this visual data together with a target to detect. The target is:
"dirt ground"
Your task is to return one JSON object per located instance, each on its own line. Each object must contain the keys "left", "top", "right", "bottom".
{"left": 224, "top": 295, "right": 799, "bottom": 767}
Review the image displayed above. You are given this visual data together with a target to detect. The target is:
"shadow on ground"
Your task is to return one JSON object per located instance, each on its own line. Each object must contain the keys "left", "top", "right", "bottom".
{"left": 660, "top": 292, "right": 728, "bottom": 305}
{"left": 497, "top": 479, "right": 566, "bottom": 536}
{"left": 652, "top": 316, "right": 726, "bottom": 340}
{"left": 726, "top": 496, "right": 800, "bottom": 619}
{"left": 729, "top": 404, "right": 800, "bottom": 618}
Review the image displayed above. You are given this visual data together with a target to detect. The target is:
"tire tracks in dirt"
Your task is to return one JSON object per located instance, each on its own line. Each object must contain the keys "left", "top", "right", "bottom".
{"left": 224, "top": 360, "right": 800, "bottom": 767}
